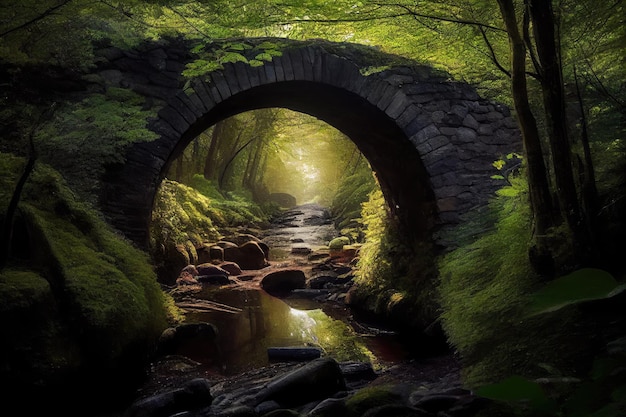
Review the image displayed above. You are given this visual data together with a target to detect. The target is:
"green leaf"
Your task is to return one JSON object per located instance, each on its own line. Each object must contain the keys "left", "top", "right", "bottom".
{"left": 248, "top": 59, "right": 264, "bottom": 67}
{"left": 476, "top": 376, "right": 556, "bottom": 411}
{"left": 219, "top": 52, "right": 248, "bottom": 65}
{"left": 255, "top": 52, "right": 274, "bottom": 62}
{"left": 527, "top": 268, "right": 626, "bottom": 316}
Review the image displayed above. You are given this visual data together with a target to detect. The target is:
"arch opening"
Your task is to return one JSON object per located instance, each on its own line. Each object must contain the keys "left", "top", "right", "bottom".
{"left": 159, "top": 80, "right": 438, "bottom": 244}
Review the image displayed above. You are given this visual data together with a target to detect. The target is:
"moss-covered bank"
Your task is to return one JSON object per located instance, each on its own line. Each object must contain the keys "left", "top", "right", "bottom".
{"left": 0, "top": 153, "right": 175, "bottom": 413}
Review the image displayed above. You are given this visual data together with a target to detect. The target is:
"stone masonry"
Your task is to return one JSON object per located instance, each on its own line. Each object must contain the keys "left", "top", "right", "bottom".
{"left": 96, "top": 37, "right": 521, "bottom": 250}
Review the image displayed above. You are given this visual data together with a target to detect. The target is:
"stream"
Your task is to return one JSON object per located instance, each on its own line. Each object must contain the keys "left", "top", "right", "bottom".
{"left": 125, "top": 203, "right": 464, "bottom": 417}
{"left": 175, "top": 203, "right": 413, "bottom": 376}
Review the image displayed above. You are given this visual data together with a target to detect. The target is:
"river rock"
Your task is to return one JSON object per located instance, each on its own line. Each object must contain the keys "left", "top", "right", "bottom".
{"left": 197, "top": 274, "right": 230, "bottom": 285}
{"left": 196, "top": 263, "right": 230, "bottom": 276}
{"left": 224, "top": 241, "right": 269, "bottom": 270}
{"left": 261, "top": 269, "right": 306, "bottom": 297}
{"left": 156, "top": 322, "right": 219, "bottom": 357}
{"left": 125, "top": 377, "right": 212, "bottom": 417}
{"left": 197, "top": 244, "right": 224, "bottom": 264}
{"left": 256, "top": 357, "right": 346, "bottom": 407}
{"left": 219, "top": 261, "right": 243, "bottom": 276}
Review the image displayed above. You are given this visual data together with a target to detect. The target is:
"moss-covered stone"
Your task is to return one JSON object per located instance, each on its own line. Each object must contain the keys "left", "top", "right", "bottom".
{"left": 329, "top": 236, "right": 351, "bottom": 250}
{"left": 0, "top": 154, "right": 174, "bottom": 410}
{"left": 345, "top": 385, "right": 405, "bottom": 417}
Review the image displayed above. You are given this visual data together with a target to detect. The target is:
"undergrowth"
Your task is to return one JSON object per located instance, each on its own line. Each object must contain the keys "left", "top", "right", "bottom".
{"left": 437, "top": 175, "right": 596, "bottom": 387}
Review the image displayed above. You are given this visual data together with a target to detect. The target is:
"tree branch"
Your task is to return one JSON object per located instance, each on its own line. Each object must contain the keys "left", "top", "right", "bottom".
{"left": 0, "top": 0, "right": 73, "bottom": 38}
{"left": 478, "top": 25, "right": 511, "bottom": 77}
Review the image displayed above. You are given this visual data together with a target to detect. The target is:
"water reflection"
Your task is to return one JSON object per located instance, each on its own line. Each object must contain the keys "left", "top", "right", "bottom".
{"left": 185, "top": 288, "right": 378, "bottom": 375}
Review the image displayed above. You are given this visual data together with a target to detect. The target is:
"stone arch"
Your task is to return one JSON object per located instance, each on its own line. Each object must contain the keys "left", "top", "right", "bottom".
{"left": 99, "top": 38, "right": 521, "bottom": 249}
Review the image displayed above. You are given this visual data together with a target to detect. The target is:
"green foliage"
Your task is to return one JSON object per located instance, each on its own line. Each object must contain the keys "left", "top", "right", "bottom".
{"left": 329, "top": 236, "right": 350, "bottom": 250}
{"left": 438, "top": 176, "right": 602, "bottom": 387}
{"left": 183, "top": 40, "right": 283, "bottom": 78}
{"left": 330, "top": 170, "right": 377, "bottom": 241}
{"left": 527, "top": 268, "right": 626, "bottom": 317}
{"left": 150, "top": 178, "right": 222, "bottom": 248}
{"left": 189, "top": 175, "right": 271, "bottom": 227}
{"left": 35, "top": 88, "right": 158, "bottom": 201}
{"left": 353, "top": 188, "right": 439, "bottom": 329}
{"left": 474, "top": 268, "right": 626, "bottom": 417}
{"left": 345, "top": 385, "right": 403, "bottom": 417}
{"left": 150, "top": 175, "right": 275, "bottom": 255}
{"left": 0, "top": 154, "right": 170, "bottom": 391}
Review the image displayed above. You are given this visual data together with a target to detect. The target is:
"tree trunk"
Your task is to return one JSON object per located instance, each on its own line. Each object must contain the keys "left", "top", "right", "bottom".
{"left": 204, "top": 121, "right": 222, "bottom": 181}
{"left": 529, "top": 0, "right": 593, "bottom": 265}
{"left": 497, "top": 0, "right": 555, "bottom": 235}
{"left": 0, "top": 135, "right": 37, "bottom": 270}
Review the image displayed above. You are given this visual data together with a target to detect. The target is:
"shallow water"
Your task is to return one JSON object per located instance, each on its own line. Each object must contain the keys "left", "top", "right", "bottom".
{"left": 184, "top": 287, "right": 410, "bottom": 375}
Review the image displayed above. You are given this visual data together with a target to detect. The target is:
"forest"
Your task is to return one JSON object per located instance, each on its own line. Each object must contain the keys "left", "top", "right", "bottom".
{"left": 0, "top": 1, "right": 624, "bottom": 416}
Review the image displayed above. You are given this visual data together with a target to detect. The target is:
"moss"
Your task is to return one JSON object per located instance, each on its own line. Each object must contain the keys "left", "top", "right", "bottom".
{"left": 0, "top": 269, "right": 82, "bottom": 390}
{"left": 329, "top": 236, "right": 351, "bottom": 250}
{"left": 438, "top": 176, "right": 597, "bottom": 387}
{"left": 352, "top": 189, "right": 440, "bottom": 332}
{"left": 345, "top": 385, "right": 404, "bottom": 417}
{"left": 1, "top": 154, "right": 172, "bottom": 401}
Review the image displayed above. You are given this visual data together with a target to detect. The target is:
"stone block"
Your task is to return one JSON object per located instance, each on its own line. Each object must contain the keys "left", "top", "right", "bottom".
{"left": 210, "top": 72, "right": 232, "bottom": 100}
{"left": 462, "top": 114, "right": 480, "bottom": 130}
{"left": 234, "top": 61, "right": 252, "bottom": 90}
{"left": 281, "top": 52, "right": 295, "bottom": 81}
{"left": 287, "top": 48, "right": 305, "bottom": 80}
{"left": 222, "top": 64, "right": 241, "bottom": 95}
{"left": 264, "top": 63, "right": 278, "bottom": 83}
{"left": 157, "top": 106, "right": 190, "bottom": 134}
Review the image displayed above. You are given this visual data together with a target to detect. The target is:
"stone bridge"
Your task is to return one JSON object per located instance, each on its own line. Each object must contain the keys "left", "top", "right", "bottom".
{"left": 98, "top": 37, "right": 521, "bottom": 250}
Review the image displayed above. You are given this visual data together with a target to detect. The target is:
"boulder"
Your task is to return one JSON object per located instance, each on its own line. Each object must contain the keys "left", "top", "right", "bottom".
{"left": 125, "top": 378, "right": 212, "bottom": 417}
{"left": 196, "top": 263, "right": 229, "bottom": 276}
{"left": 261, "top": 269, "right": 306, "bottom": 297}
{"left": 225, "top": 241, "right": 268, "bottom": 270}
{"left": 159, "top": 242, "right": 191, "bottom": 285}
{"left": 196, "top": 244, "right": 224, "bottom": 264}
{"left": 156, "top": 322, "right": 219, "bottom": 357}
{"left": 197, "top": 275, "right": 230, "bottom": 285}
{"left": 256, "top": 357, "right": 346, "bottom": 407}
{"left": 219, "top": 261, "right": 243, "bottom": 276}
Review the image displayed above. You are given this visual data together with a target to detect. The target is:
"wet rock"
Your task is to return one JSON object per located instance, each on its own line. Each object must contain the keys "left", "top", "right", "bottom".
{"left": 220, "top": 261, "right": 243, "bottom": 276}
{"left": 225, "top": 241, "right": 269, "bottom": 270}
{"left": 263, "top": 409, "right": 301, "bottom": 417}
{"left": 291, "top": 245, "right": 312, "bottom": 255}
{"left": 215, "top": 405, "right": 256, "bottom": 417}
{"left": 197, "top": 275, "right": 230, "bottom": 285}
{"left": 197, "top": 244, "right": 224, "bottom": 264}
{"left": 261, "top": 269, "right": 306, "bottom": 297}
{"left": 308, "top": 274, "right": 337, "bottom": 289}
{"left": 256, "top": 358, "right": 346, "bottom": 407}
{"left": 307, "top": 397, "right": 347, "bottom": 417}
{"left": 197, "top": 263, "right": 230, "bottom": 276}
{"left": 339, "top": 362, "right": 378, "bottom": 386}
{"left": 176, "top": 271, "right": 198, "bottom": 286}
{"left": 156, "top": 322, "right": 219, "bottom": 357}
{"left": 255, "top": 400, "right": 282, "bottom": 415}
{"left": 125, "top": 378, "right": 212, "bottom": 417}
{"left": 362, "top": 404, "right": 427, "bottom": 417}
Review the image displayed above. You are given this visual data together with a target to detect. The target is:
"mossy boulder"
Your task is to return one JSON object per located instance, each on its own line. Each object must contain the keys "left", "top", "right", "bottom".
{"left": 329, "top": 236, "right": 351, "bottom": 250}
{"left": 0, "top": 155, "right": 171, "bottom": 412}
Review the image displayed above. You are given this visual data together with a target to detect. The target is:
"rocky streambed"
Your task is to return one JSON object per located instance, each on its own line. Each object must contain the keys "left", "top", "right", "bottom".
{"left": 120, "top": 204, "right": 490, "bottom": 417}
